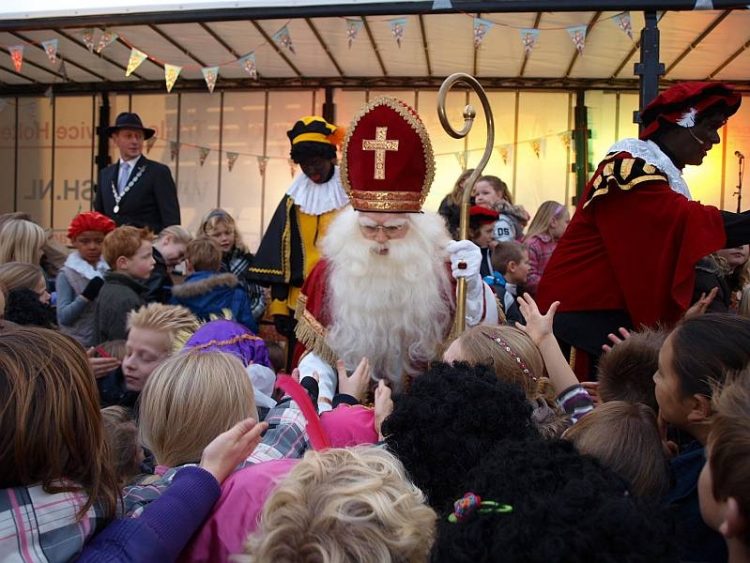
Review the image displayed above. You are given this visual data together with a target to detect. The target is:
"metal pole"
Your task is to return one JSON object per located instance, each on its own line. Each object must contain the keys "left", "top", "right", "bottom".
{"left": 634, "top": 11, "right": 665, "bottom": 132}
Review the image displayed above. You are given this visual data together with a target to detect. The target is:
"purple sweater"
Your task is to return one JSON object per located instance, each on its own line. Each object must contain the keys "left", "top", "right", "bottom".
{"left": 79, "top": 466, "right": 220, "bottom": 562}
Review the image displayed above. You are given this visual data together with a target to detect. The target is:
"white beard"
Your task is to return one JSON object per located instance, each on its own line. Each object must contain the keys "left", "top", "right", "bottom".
{"left": 323, "top": 208, "right": 454, "bottom": 389}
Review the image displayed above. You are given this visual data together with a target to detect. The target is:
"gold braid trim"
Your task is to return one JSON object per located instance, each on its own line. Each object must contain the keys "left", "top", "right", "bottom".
{"left": 294, "top": 294, "right": 337, "bottom": 365}
{"left": 583, "top": 155, "right": 669, "bottom": 209}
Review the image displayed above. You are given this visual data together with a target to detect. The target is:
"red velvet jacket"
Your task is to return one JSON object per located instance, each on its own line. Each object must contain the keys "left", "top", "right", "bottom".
{"left": 536, "top": 151, "right": 726, "bottom": 329}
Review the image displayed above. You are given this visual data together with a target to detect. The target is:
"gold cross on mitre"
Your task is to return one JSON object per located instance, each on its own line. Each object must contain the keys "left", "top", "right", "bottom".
{"left": 362, "top": 126, "right": 399, "bottom": 180}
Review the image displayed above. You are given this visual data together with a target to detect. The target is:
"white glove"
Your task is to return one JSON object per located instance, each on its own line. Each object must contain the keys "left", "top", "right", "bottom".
{"left": 446, "top": 239, "right": 482, "bottom": 283}
{"left": 446, "top": 239, "right": 485, "bottom": 325}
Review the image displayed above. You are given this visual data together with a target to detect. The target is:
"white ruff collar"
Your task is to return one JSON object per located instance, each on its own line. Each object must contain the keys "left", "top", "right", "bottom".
{"left": 64, "top": 251, "right": 110, "bottom": 280}
{"left": 607, "top": 139, "right": 691, "bottom": 200}
{"left": 286, "top": 166, "right": 349, "bottom": 215}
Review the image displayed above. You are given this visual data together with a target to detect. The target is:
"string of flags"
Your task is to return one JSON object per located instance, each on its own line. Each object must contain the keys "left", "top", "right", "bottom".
{"left": 148, "top": 127, "right": 575, "bottom": 178}
{"left": 1, "top": 11, "right": 634, "bottom": 92}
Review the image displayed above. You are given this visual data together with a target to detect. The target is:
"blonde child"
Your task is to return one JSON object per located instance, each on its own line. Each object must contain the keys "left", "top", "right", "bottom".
{"left": 146, "top": 225, "right": 192, "bottom": 303}
{"left": 56, "top": 212, "right": 117, "bottom": 346}
{"left": 523, "top": 201, "right": 570, "bottom": 296}
{"left": 0, "top": 219, "right": 46, "bottom": 265}
{"left": 473, "top": 175, "right": 529, "bottom": 242}
{"left": 198, "top": 209, "right": 265, "bottom": 322}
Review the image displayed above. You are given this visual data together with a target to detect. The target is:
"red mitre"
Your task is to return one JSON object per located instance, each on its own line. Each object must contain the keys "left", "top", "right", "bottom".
{"left": 341, "top": 96, "right": 434, "bottom": 213}
{"left": 640, "top": 82, "right": 741, "bottom": 140}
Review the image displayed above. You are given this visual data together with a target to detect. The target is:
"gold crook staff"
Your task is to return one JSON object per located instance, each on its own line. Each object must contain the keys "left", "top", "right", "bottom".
{"left": 437, "top": 73, "right": 495, "bottom": 335}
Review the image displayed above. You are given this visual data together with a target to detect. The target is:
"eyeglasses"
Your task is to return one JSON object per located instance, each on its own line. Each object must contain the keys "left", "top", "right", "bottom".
{"left": 359, "top": 223, "right": 407, "bottom": 238}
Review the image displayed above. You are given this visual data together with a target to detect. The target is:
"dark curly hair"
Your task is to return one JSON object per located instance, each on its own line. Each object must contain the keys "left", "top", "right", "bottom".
{"left": 4, "top": 288, "right": 56, "bottom": 329}
{"left": 431, "top": 439, "right": 678, "bottom": 563}
{"left": 383, "top": 361, "right": 537, "bottom": 512}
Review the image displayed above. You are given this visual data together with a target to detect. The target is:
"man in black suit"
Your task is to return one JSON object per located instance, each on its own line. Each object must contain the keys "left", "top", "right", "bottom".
{"left": 95, "top": 112, "right": 181, "bottom": 234}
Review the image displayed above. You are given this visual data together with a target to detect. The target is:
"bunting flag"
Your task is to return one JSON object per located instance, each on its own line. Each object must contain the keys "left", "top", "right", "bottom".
{"left": 44, "top": 86, "right": 54, "bottom": 100}
{"left": 614, "top": 12, "right": 633, "bottom": 40}
{"left": 257, "top": 156, "right": 269, "bottom": 176}
{"left": 389, "top": 18, "right": 407, "bottom": 48}
{"left": 164, "top": 64, "right": 182, "bottom": 93}
{"left": 227, "top": 152, "right": 239, "bottom": 172}
{"left": 80, "top": 28, "right": 96, "bottom": 52}
{"left": 273, "top": 25, "right": 295, "bottom": 55}
{"left": 125, "top": 48, "right": 147, "bottom": 77}
{"left": 455, "top": 151, "right": 467, "bottom": 170}
{"left": 145, "top": 136, "right": 157, "bottom": 154}
{"left": 41, "top": 39, "right": 58, "bottom": 64}
{"left": 0, "top": 99, "right": 7, "bottom": 113}
{"left": 531, "top": 139, "right": 544, "bottom": 158}
{"left": 498, "top": 146, "right": 512, "bottom": 166}
{"left": 346, "top": 18, "right": 363, "bottom": 49}
{"left": 559, "top": 131, "right": 572, "bottom": 150}
{"left": 520, "top": 28, "right": 539, "bottom": 56}
{"left": 473, "top": 17, "right": 494, "bottom": 49}
{"left": 567, "top": 25, "right": 587, "bottom": 55}
{"left": 202, "top": 66, "right": 219, "bottom": 93}
{"left": 432, "top": 0, "right": 452, "bottom": 8}
{"left": 198, "top": 146, "right": 210, "bottom": 166}
{"left": 170, "top": 141, "right": 180, "bottom": 162}
{"left": 238, "top": 53, "right": 258, "bottom": 79}
{"left": 96, "top": 30, "right": 118, "bottom": 54}
{"left": 9, "top": 46, "right": 24, "bottom": 73}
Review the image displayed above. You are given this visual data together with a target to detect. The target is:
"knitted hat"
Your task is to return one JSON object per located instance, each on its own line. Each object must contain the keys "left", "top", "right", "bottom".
{"left": 341, "top": 96, "right": 434, "bottom": 213}
{"left": 639, "top": 82, "right": 741, "bottom": 140}
{"left": 67, "top": 211, "right": 116, "bottom": 241}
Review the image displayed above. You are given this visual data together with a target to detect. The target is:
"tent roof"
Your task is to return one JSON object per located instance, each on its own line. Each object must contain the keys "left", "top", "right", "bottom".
{"left": 2, "top": 7, "right": 750, "bottom": 94}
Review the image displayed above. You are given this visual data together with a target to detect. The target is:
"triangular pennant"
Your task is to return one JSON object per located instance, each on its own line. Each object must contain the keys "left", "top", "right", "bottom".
{"left": 170, "top": 141, "right": 180, "bottom": 162}
{"left": 567, "top": 25, "right": 587, "bottom": 55}
{"left": 238, "top": 53, "right": 258, "bottom": 79}
{"left": 164, "top": 64, "right": 182, "bottom": 93}
{"left": 288, "top": 158, "right": 297, "bottom": 178}
{"left": 80, "top": 28, "right": 95, "bottom": 51}
{"left": 559, "top": 131, "right": 572, "bottom": 150}
{"left": 125, "top": 48, "right": 147, "bottom": 77}
{"left": 520, "top": 28, "right": 539, "bottom": 56}
{"left": 497, "top": 145, "right": 512, "bottom": 166}
{"left": 346, "top": 18, "right": 363, "bottom": 49}
{"left": 613, "top": 12, "right": 633, "bottom": 40}
{"left": 202, "top": 66, "right": 219, "bottom": 93}
{"left": 198, "top": 146, "right": 210, "bottom": 166}
{"left": 227, "top": 152, "right": 239, "bottom": 172}
{"left": 473, "top": 17, "right": 494, "bottom": 49}
{"left": 9, "top": 46, "right": 24, "bottom": 73}
{"left": 0, "top": 99, "right": 8, "bottom": 113}
{"left": 389, "top": 18, "right": 407, "bottom": 48}
{"left": 455, "top": 151, "right": 467, "bottom": 170}
{"left": 257, "top": 156, "right": 269, "bottom": 176}
{"left": 432, "top": 0, "right": 452, "bottom": 8}
{"left": 41, "top": 39, "right": 58, "bottom": 64}
{"left": 273, "top": 25, "right": 295, "bottom": 55}
{"left": 146, "top": 136, "right": 157, "bottom": 154}
{"left": 531, "top": 138, "right": 545, "bottom": 158}
{"left": 96, "top": 30, "right": 118, "bottom": 54}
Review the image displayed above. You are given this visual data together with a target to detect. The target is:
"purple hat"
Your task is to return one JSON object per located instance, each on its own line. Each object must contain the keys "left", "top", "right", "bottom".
{"left": 183, "top": 319, "right": 271, "bottom": 369}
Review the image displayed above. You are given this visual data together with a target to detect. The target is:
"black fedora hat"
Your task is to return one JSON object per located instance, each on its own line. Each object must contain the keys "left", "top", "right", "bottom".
{"left": 107, "top": 112, "right": 156, "bottom": 140}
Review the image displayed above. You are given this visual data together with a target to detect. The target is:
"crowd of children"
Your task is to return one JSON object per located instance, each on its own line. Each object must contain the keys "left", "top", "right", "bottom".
{"left": 1, "top": 160, "right": 750, "bottom": 563}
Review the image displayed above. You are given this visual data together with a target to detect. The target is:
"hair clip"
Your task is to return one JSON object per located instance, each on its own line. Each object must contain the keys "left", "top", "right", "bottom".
{"left": 448, "top": 492, "right": 512, "bottom": 523}
{"left": 484, "top": 332, "right": 537, "bottom": 381}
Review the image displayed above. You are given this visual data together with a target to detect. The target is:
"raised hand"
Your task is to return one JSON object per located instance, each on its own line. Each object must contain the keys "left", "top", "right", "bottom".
{"left": 374, "top": 379, "right": 393, "bottom": 440}
{"left": 337, "top": 357, "right": 371, "bottom": 402}
{"left": 515, "top": 293, "right": 559, "bottom": 346}
{"left": 199, "top": 418, "right": 268, "bottom": 484}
